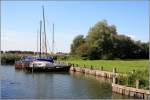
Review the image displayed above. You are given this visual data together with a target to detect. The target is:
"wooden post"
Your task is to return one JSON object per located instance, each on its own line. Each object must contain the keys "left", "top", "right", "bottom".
{"left": 84, "top": 64, "right": 86, "bottom": 68}
{"left": 113, "top": 68, "right": 116, "bottom": 73}
{"left": 136, "top": 80, "right": 139, "bottom": 89}
{"left": 101, "top": 66, "right": 103, "bottom": 71}
{"left": 113, "top": 68, "right": 116, "bottom": 84}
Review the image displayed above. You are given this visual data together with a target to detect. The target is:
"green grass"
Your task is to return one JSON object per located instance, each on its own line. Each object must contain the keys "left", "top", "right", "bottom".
{"left": 64, "top": 60, "right": 148, "bottom": 74}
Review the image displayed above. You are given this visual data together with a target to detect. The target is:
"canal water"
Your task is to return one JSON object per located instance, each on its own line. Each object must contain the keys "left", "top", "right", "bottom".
{"left": 0, "top": 65, "right": 134, "bottom": 99}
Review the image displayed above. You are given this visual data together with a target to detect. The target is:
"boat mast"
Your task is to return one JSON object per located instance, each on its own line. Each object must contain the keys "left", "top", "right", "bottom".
{"left": 37, "top": 30, "right": 39, "bottom": 57}
{"left": 39, "top": 20, "right": 42, "bottom": 58}
{"left": 42, "top": 6, "right": 47, "bottom": 54}
{"left": 52, "top": 23, "right": 54, "bottom": 54}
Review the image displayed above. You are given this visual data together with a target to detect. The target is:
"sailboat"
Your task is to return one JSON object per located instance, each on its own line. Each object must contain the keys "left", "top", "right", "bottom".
{"left": 25, "top": 6, "right": 71, "bottom": 72}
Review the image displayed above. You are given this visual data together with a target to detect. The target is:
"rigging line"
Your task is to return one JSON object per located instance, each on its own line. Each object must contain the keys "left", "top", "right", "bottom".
{"left": 45, "top": 16, "right": 51, "bottom": 53}
{"left": 46, "top": 38, "right": 51, "bottom": 54}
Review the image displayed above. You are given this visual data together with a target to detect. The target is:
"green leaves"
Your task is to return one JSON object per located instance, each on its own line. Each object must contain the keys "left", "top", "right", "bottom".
{"left": 70, "top": 20, "right": 149, "bottom": 60}
{"left": 117, "top": 70, "right": 149, "bottom": 89}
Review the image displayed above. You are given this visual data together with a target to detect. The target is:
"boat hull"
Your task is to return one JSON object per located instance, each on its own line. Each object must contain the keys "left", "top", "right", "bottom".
{"left": 25, "top": 65, "right": 71, "bottom": 72}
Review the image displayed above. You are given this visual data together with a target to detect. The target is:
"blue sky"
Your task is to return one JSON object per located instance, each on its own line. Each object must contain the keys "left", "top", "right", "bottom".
{"left": 1, "top": 1, "right": 149, "bottom": 53}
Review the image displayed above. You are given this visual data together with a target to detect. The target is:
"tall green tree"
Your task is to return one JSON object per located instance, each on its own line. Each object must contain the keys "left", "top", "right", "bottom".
{"left": 70, "top": 20, "right": 149, "bottom": 60}
{"left": 71, "top": 35, "right": 85, "bottom": 55}
{"left": 86, "top": 20, "right": 117, "bottom": 59}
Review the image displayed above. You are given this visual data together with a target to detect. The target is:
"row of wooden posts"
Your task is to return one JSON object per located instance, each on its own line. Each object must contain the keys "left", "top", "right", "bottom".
{"left": 55, "top": 61, "right": 150, "bottom": 99}
{"left": 61, "top": 62, "right": 142, "bottom": 89}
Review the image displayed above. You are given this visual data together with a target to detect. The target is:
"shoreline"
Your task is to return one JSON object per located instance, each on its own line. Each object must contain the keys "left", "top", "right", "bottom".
{"left": 67, "top": 63, "right": 150, "bottom": 99}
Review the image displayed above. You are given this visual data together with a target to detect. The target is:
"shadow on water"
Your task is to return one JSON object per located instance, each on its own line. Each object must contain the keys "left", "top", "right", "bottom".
{"left": 1, "top": 65, "right": 135, "bottom": 99}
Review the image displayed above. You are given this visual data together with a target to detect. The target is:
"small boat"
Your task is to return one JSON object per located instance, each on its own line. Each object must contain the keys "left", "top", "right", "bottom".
{"left": 29, "top": 57, "right": 54, "bottom": 68}
{"left": 25, "top": 57, "right": 71, "bottom": 72}
{"left": 15, "top": 56, "right": 34, "bottom": 69}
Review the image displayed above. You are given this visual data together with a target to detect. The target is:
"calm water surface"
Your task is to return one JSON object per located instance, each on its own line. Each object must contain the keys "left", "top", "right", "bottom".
{"left": 0, "top": 65, "right": 134, "bottom": 99}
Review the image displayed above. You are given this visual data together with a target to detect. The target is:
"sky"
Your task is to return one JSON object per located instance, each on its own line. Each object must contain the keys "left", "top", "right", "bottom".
{"left": 1, "top": 1, "right": 149, "bottom": 53}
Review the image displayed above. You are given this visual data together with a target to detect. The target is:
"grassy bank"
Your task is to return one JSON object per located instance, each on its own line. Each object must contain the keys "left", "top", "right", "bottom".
{"left": 64, "top": 60, "right": 148, "bottom": 74}
{"left": 63, "top": 59, "right": 149, "bottom": 89}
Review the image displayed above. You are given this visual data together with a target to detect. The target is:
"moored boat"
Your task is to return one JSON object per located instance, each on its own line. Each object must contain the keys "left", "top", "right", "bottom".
{"left": 15, "top": 56, "right": 34, "bottom": 69}
{"left": 25, "top": 57, "right": 70, "bottom": 72}
{"left": 15, "top": 6, "right": 71, "bottom": 72}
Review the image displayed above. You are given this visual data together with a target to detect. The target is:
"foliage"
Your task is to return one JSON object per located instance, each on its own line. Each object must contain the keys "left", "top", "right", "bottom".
{"left": 117, "top": 70, "right": 149, "bottom": 89}
{"left": 56, "top": 55, "right": 81, "bottom": 61}
{"left": 116, "top": 75, "right": 127, "bottom": 85}
{"left": 70, "top": 20, "right": 149, "bottom": 60}
{"left": 71, "top": 35, "right": 85, "bottom": 55}
{"left": 1, "top": 53, "right": 22, "bottom": 65}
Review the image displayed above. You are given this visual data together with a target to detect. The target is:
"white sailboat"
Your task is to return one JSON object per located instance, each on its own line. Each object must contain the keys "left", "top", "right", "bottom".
{"left": 27, "top": 6, "right": 71, "bottom": 71}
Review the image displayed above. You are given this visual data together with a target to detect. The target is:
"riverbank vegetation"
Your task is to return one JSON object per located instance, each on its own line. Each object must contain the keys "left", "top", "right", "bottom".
{"left": 117, "top": 70, "right": 149, "bottom": 89}
{"left": 1, "top": 51, "right": 35, "bottom": 65}
{"left": 1, "top": 51, "right": 57, "bottom": 65}
{"left": 64, "top": 60, "right": 148, "bottom": 73}
{"left": 70, "top": 20, "right": 149, "bottom": 60}
{"left": 67, "top": 20, "right": 149, "bottom": 89}
{"left": 64, "top": 60, "right": 149, "bottom": 89}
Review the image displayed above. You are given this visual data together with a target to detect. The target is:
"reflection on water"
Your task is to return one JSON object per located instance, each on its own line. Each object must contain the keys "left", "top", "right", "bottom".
{"left": 1, "top": 65, "right": 134, "bottom": 99}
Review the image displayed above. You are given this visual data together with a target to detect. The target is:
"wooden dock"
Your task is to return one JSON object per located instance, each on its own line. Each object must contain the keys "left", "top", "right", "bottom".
{"left": 70, "top": 66, "right": 119, "bottom": 79}
{"left": 112, "top": 83, "right": 150, "bottom": 99}
{"left": 69, "top": 65, "right": 150, "bottom": 99}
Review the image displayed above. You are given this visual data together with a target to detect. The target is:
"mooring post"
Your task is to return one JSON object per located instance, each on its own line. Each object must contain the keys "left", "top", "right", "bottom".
{"left": 113, "top": 68, "right": 116, "bottom": 84}
{"left": 136, "top": 79, "right": 139, "bottom": 89}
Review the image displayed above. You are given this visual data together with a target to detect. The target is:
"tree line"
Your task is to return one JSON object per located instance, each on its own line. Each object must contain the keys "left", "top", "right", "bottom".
{"left": 1, "top": 50, "right": 35, "bottom": 54}
{"left": 71, "top": 20, "right": 149, "bottom": 60}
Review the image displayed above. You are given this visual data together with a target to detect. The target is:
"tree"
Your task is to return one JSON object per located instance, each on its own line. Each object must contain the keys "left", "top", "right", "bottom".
{"left": 70, "top": 20, "right": 149, "bottom": 60}
{"left": 71, "top": 35, "right": 85, "bottom": 55}
{"left": 86, "top": 20, "right": 117, "bottom": 59}
{"left": 76, "top": 43, "right": 89, "bottom": 59}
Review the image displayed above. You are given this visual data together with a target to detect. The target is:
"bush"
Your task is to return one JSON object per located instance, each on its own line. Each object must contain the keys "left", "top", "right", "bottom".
{"left": 116, "top": 75, "right": 127, "bottom": 85}
{"left": 1, "top": 53, "right": 22, "bottom": 65}
{"left": 117, "top": 70, "right": 149, "bottom": 89}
